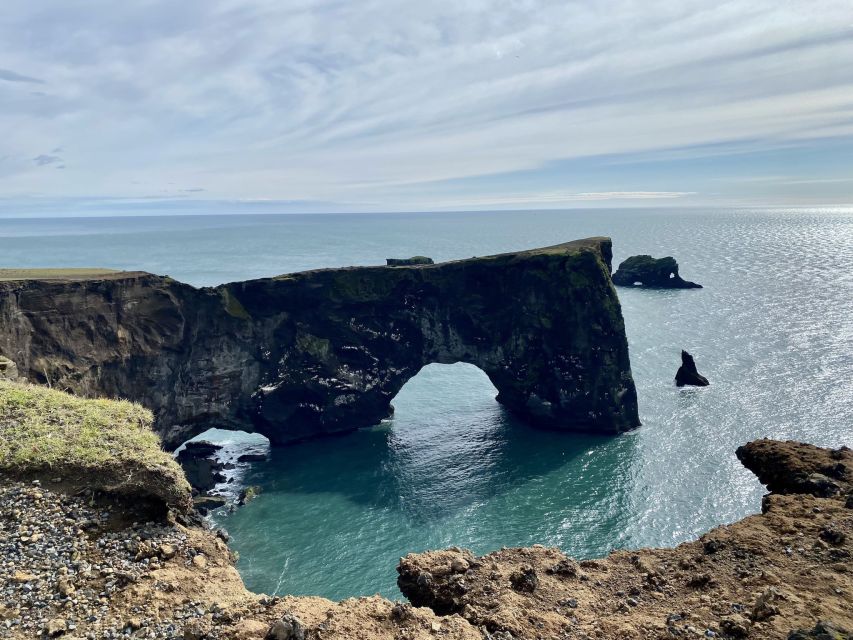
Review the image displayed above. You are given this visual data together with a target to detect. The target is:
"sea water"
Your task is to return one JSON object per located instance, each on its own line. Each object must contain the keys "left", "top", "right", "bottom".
{"left": 2, "top": 207, "right": 851, "bottom": 599}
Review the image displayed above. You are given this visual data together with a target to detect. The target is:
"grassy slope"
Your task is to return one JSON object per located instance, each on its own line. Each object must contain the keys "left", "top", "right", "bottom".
{"left": 0, "top": 268, "right": 123, "bottom": 281}
{"left": 0, "top": 380, "right": 191, "bottom": 510}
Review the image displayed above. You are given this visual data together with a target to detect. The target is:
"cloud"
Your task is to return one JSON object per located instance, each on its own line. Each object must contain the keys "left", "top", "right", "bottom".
{"left": 0, "top": 1, "right": 851, "bottom": 210}
{"left": 0, "top": 67, "right": 44, "bottom": 84}
{"left": 32, "top": 154, "right": 62, "bottom": 166}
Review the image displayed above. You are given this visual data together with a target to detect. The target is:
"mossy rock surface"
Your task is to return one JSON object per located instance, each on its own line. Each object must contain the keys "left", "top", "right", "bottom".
{"left": 0, "top": 237, "right": 638, "bottom": 448}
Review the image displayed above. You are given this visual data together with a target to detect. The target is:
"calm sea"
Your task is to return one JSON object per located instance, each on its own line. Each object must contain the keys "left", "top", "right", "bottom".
{"left": 2, "top": 208, "right": 851, "bottom": 600}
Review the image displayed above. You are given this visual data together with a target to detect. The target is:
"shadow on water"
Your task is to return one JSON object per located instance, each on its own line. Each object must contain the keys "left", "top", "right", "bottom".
{"left": 236, "top": 363, "right": 631, "bottom": 522}
{"left": 244, "top": 410, "right": 621, "bottom": 521}
{"left": 211, "top": 363, "right": 641, "bottom": 598}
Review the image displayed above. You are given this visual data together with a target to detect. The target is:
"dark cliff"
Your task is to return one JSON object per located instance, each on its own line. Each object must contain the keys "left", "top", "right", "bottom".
{"left": 0, "top": 237, "right": 639, "bottom": 447}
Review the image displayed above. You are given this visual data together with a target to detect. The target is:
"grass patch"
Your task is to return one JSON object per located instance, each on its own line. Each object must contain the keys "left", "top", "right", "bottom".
{"left": 220, "top": 288, "right": 252, "bottom": 320}
{"left": 0, "top": 380, "right": 191, "bottom": 510}
{"left": 0, "top": 268, "right": 123, "bottom": 281}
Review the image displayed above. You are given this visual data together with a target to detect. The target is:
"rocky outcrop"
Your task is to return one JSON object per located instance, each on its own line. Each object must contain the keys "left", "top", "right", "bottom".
{"left": 675, "top": 350, "right": 710, "bottom": 387}
{"left": 397, "top": 439, "right": 853, "bottom": 639}
{"left": 0, "top": 238, "right": 639, "bottom": 447}
{"left": 386, "top": 256, "right": 434, "bottom": 266}
{"left": 0, "top": 379, "right": 192, "bottom": 512}
{"left": 736, "top": 440, "right": 850, "bottom": 499}
{"left": 2, "top": 438, "right": 850, "bottom": 639}
{"left": 176, "top": 441, "right": 226, "bottom": 493}
{"left": 612, "top": 255, "right": 702, "bottom": 288}
{"left": 0, "top": 356, "right": 17, "bottom": 381}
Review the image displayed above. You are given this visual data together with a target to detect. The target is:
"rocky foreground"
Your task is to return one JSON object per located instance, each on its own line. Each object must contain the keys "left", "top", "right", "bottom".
{"left": 0, "top": 439, "right": 850, "bottom": 640}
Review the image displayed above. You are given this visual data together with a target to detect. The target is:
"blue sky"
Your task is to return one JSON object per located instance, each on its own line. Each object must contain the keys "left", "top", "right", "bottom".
{"left": 1, "top": 1, "right": 852, "bottom": 215}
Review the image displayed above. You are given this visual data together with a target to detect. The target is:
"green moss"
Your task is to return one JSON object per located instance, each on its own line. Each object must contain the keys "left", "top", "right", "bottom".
{"left": 240, "top": 485, "right": 261, "bottom": 505}
{"left": 220, "top": 288, "right": 251, "bottom": 320}
{"left": 295, "top": 332, "right": 332, "bottom": 360}
{"left": 0, "top": 380, "right": 191, "bottom": 509}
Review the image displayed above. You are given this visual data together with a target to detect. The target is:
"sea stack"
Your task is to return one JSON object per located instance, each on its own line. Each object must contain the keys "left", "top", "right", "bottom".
{"left": 675, "top": 350, "right": 709, "bottom": 387}
{"left": 612, "top": 255, "right": 701, "bottom": 288}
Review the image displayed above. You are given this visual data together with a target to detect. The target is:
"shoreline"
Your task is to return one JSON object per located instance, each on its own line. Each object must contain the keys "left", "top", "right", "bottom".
{"left": 1, "top": 435, "right": 849, "bottom": 639}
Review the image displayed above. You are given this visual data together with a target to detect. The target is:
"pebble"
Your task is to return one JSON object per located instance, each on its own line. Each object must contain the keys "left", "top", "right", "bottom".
{"left": 0, "top": 483, "right": 213, "bottom": 639}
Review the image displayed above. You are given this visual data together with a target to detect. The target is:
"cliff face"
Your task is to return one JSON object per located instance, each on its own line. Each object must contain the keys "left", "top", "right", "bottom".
{"left": 0, "top": 238, "right": 638, "bottom": 447}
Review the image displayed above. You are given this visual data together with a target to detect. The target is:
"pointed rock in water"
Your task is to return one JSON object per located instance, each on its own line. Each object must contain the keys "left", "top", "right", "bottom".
{"left": 612, "top": 255, "right": 701, "bottom": 288}
{"left": 675, "top": 350, "right": 709, "bottom": 387}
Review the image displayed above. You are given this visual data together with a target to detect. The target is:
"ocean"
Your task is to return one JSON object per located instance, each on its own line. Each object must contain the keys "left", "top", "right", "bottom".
{"left": 2, "top": 207, "right": 851, "bottom": 600}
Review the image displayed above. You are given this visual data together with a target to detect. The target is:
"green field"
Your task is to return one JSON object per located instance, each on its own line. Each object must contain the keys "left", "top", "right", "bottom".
{"left": 0, "top": 268, "right": 125, "bottom": 281}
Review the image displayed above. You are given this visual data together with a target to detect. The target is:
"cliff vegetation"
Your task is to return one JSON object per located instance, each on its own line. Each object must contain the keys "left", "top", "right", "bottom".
{"left": 0, "top": 380, "right": 191, "bottom": 511}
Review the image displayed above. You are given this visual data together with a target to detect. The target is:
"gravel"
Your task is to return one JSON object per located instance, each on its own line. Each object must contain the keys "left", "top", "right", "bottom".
{"left": 0, "top": 481, "right": 217, "bottom": 639}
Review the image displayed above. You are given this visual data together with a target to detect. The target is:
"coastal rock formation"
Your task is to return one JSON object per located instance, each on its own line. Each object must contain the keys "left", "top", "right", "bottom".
{"left": 0, "top": 356, "right": 17, "bottom": 381}
{"left": 3, "top": 435, "right": 849, "bottom": 639}
{"left": 397, "top": 439, "right": 853, "bottom": 639}
{"left": 386, "top": 256, "right": 434, "bottom": 266}
{"left": 0, "top": 238, "right": 639, "bottom": 447}
{"left": 675, "top": 350, "right": 710, "bottom": 387}
{"left": 176, "top": 441, "right": 227, "bottom": 493}
{"left": 736, "top": 439, "right": 850, "bottom": 499}
{"left": 612, "top": 255, "right": 702, "bottom": 288}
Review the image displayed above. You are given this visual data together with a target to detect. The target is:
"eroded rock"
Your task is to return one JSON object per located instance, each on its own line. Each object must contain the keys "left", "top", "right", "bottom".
{"left": 0, "top": 238, "right": 639, "bottom": 447}
{"left": 266, "top": 613, "right": 305, "bottom": 640}
{"left": 0, "top": 355, "right": 18, "bottom": 381}
{"left": 176, "top": 442, "right": 226, "bottom": 493}
{"left": 736, "top": 440, "right": 851, "bottom": 497}
{"left": 675, "top": 350, "right": 709, "bottom": 387}
{"left": 386, "top": 256, "right": 434, "bottom": 266}
{"left": 612, "top": 255, "right": 702, "bottom": 288}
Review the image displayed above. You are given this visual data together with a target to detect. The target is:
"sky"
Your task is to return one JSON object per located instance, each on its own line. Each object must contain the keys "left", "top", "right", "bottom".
{"left": 1, "top": 0, "right": 853, "bottom": 216}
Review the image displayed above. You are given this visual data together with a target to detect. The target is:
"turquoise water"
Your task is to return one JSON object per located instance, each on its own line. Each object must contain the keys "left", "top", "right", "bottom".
{"left": 2, "top": 208, "right": 851, "bottom": 599}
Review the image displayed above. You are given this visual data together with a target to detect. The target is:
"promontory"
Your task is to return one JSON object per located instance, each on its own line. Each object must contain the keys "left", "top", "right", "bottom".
{"left": 0, "top": 237, "right": 639, "bottom": 448}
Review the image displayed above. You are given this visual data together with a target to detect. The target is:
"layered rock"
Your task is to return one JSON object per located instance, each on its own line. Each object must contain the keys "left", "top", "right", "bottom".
{"left": 0, "top": 238, "right": 639, "bottom": 447}
{"left": 612, "top": 255, "right": 702, "bottom": 288}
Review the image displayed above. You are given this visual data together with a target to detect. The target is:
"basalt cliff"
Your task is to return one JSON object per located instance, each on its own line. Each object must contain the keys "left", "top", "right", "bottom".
{"left": 0, "top": 237, "right": 639, "bottom": 448}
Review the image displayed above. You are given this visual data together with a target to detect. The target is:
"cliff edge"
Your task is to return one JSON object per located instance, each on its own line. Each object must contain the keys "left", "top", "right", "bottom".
{"left": 0, "top": 238, "right": 638, "bottom": 447}
{"left": 1, "top": 394, "right": 849, "bottom": 640}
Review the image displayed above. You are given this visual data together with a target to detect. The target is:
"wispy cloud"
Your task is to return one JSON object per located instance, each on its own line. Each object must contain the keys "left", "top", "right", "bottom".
{"left": 0, "top": 67, "right": 43, "bottom": 84}
{"left": 0, "top": 1, "right": 851, "bottom": 212}
{"left": 32, "top": 154, "right": 62, "bottom": 166}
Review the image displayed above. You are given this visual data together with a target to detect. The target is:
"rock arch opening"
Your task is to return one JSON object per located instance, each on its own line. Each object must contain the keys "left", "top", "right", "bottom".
{"left": 387, "top": 362, "right": 501, "bottom": 431}
{"left": 0, "top": 238, "right": 639, "bottom": 448}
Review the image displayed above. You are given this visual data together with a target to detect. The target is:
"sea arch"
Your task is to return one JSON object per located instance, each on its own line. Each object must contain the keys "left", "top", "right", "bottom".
{"left": 0, "top": 238, "right": 640, "bottom": 448}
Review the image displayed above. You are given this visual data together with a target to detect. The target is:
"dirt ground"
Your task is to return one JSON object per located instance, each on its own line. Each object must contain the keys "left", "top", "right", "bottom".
{"left": 1, "top": 440, "right": 850, "bottom": 640}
